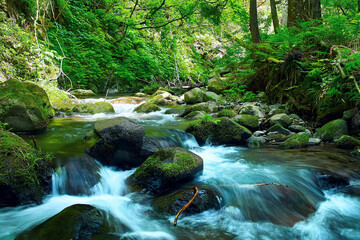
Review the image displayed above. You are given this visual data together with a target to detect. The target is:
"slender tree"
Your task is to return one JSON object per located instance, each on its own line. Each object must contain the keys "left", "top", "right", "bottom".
{"left": 288, "top": 0, "right": 321, "bottom": 27}
{"left": 270, "top": 0, "right": 280, "bottom": 34}
{"left": 249, "top": 0, "right": 261, "bottom": 43}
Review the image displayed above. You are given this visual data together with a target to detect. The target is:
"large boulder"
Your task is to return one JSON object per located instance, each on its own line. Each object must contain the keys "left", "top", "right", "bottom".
{"left": 0, "top": 129, "right": 53, "bottom": 207}
{"left": 233, "top": 114, "right": 260, "bottom": 131}
{"left": 134, "top": 102, "right": 161, "bottom": 113}
{"left": 203, "top": 91, "right": 221, "bottom": 102}
{"left": 74, "top": 102, "right": 115, "bottom": 114}
{"left": 313, "top": 119, "right": 348, "bottom": 142}
{"left": 87, "top": 117, "right": 146, "bottom": 169}
{"left": 280, "top": 132, "right": 309, "bottom": 149}
{"left": 127, "top": 147, "right": 203, "bottom": 194}
{"left": 58, "top": 156, "right": 101, "bottom": 196}
{"left": 16, "top": 204, "right": 117, "bottom": 240}
{"left": 152, "top": 187, "right": 222, "bottom": 215}
{"left": 69, "top": 89, "right": 96, "bottom": 97}
{"left": 239, "top": 103, "right": 265, "bottom": 118}
{"left": 0, "top": 79, "right": 53, "bottom": 132}
{"left": 186, "top": 117, "right": 252, "bottom": 146}
{"left": 270, "top": 114, "right": 292, "bottom": 128}
{"left": 336, "top": 135, "right": 360, "bottom": 149}
{"left": 184, "top": 88, "right": 203, "bottom": 104}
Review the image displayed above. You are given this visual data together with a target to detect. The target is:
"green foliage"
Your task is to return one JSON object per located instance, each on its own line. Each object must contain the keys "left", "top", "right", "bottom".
{"left": 200, "top": 113, "right": 212, "bottom": 123}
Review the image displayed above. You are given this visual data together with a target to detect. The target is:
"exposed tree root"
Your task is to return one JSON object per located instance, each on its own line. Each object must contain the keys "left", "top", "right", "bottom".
{"left": 174, "top": 186, "right": 199, "bottom": 226}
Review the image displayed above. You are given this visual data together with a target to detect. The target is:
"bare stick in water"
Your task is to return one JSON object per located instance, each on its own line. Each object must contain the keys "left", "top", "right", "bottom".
{"left": 174, "top": 186, "right": 199, "bottom": 226}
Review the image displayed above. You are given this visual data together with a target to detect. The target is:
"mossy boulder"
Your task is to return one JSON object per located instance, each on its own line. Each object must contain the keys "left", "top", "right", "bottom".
{"left": 207, "top": 79, "right": 229, "bottom": 94}
{"left": 239, "top": 104, "right": 265, "bottom": 118}
{"left": 270, "top": 114, "right": 292, "bottom": 128}
{"left": 184, "top": 88, "right": 203, "bottom": 104}
{"left": 313, "top": 119, "right": 348, "bottom": 142}
{"left": 268, "top": 123, "right": 291, "bottom": 135}
{"left": 69, "top": 89, "right": 96, "bottom": 97}
{"left": 152, "top": 187, "right": 222, "bottom": 216}
{"left": 186, "top": 117, "right": 252, "bottom": 146}
{"left": 217, "top": 109, "right": 237, "bottom": 118}
{"left": 147, "top": 95, "right": 175, "bottom": 106}
{"left": 134, "top": 102, "right": 161, "bottom": 113}
{"left": 127, "top": 147, "right": 203, "bottom": 194}
{"left": 336, "top": 135, "right": 360, "bottom": 149}
{"left": 203, "top": 91, "right": 221, "bottom": 102}
{"left": 185, "top": 111, "right": 206, "bottom": 120}
{"left": 0, "top": 129, "right": 53, "bottom": 207}
{"left": 75, "top": 102, "right": 115, "bottom": 114}
{"left": 233, "top": 114, "right": 260, "bottom": 131}
{"left": 280, "top": 132, "right": 309, "bottom": 149}
{"left": 266, "top": 133, "right": 290, "bottom": 142}
{"left": 87, "top": 117, "right": 146, "bottom": 169}
{"left": 52, "top": 101, "right": 78, "bottom": 115}
{"left": 16, "top": 204, "right": 117, "bottom": 240}
{"left": 164, "top": 106, "right": 185, "bottom": 115}
{"left": 180, "top": 102, "right": 218, "bottom": 117}
{"left": 0, "top": 79, "right": 53, "bottom": 132}
{"left": 288, "top": 124, "right": 307, "bottom": 133}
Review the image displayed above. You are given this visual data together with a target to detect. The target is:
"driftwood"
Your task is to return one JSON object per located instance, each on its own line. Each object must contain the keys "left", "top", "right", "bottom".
{"left": 174, "top": 186, "right": 199, "bottom": 226}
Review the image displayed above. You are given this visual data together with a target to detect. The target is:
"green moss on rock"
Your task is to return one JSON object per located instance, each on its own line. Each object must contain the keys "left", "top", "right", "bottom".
{"left": 186, "top": 117, "right": 252, "bottom": 146}
{"left": 74, "top": 102, "right": 115, "bottom": 114}
{"left": 184, "top": 88, "right": 203, "bottom": 104}
{"left": 0, "top": 79, "right": 53, "bottom": 132}
{"left": 280, "top": 132, "right": 309, "bottom": 149}
{"left": 16, "top": 204, "right": 116, "bottom": 240}
{"left": 208, "top": 79, "right": 229, "bottom": 94}
{"left": 233, "top": 114, "right": 260, "bottom": 130}
{"left": 217, "top": 109, "right": 237, "bottom": 118}
{"left": 268, "top": 123, "right": 291, "bottom": 135}
{"left": 127, "top": 147, "right": 203, "bottom": 194}
{"left": 336, "top": 135, "right": 360, "bottom": 149}
{"left": 270, "top": 114, "right": 292, "bottom": 128}
{"left": 314, "top": 119, "right": 348, "bottom": 142}
{"left": 134, "top": 102, "right": 161, "bottom": 113}
{"left": 0, "top": 129, "right": 54, "bottom": 207}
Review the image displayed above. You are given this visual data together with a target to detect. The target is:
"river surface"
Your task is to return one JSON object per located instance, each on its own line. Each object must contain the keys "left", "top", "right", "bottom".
{"left": 1, "top": 97, "right": 360, "bottom": 240}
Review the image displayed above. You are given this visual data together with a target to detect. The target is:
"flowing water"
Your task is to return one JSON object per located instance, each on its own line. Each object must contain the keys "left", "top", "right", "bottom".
{"left": 1, "top": 97, "right": 360, "bottom": 240}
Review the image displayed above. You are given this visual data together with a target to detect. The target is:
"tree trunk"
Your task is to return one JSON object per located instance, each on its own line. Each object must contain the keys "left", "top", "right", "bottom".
{"left": 358, "top": 0, "right": 360, "bottom": 12}
{"left": 270, "top": 0, "right": 280, "bottom": 34}
{"left": 249, "top": 0, "right": 261, "bottom": 43}
{"left": 287, "top": 0, "right": 302, "bottom": 27}
{"left": 288, "top": 0, "right": 321, "bottom": 27}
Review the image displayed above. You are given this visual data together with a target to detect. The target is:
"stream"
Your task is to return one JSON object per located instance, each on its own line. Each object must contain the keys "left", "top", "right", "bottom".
{"left": 1, "top": 97, "right": 360, "bottom": 240}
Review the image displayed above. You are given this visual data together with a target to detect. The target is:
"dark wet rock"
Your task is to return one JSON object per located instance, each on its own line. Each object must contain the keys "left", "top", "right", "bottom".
{"left": 270, "top": 114, "right": 292, "bottom": 128}
{"left": 60, "top": 156, "right": 101, "bottom": 195}
{"left": 335, "top": 135, "right": 360, "bottom": 149}
{"left": 0, "top": 79, "right": 53, "bottom": 132}
{"left": 127, "top": 147, "right": 203, "bottom": 194}
{"left": 152, "top": 187, "right": 222, "bottom": 215}
{"left": 0, "top": 129, "right": 53, "bottom": 207}
{"left": 335, "top": 185, "right": 360, "bottom": 197}
{"left": 134, "top": 102, "right": 161, "bottom": 113}
{"left": 186, "top": 117, "right": 252, "bottom": 146}
{"left": 69, "top": 89, "right": 96, "bottom": 97}
{"left": 233, "top": 114, "right": 260, "bottom": 131}
{"left": 184, "top": 88, "right": 203, "bottom": 104}
{"left": 16, "top": 204, "right": 120, "bottom": 240}
{"left": 280, "top": 133, "right": 309, "bottom": 149}
{"left": 350, "top": 147, "right": 360, "bottom": 159}
{"left": 314, "top": 119, "right": 348, "bottom": 142}
{"left": 316, "top": 171, "right": 350, "bottom": 190}
{"left": 87, "top": 117, "right": 146, "bottom": 169}
{"left": 268, "top": 123, "right": 291, "bottom": 135}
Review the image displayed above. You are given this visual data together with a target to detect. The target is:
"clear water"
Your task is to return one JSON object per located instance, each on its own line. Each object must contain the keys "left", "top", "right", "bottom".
{"left": 1, "top": 98, "right": 360, "bottom": 240}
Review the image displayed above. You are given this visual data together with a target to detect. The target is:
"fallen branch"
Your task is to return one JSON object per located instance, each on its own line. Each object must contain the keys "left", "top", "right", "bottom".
{"left": 174, "top": 186, "right": 198, "bottom": 226}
